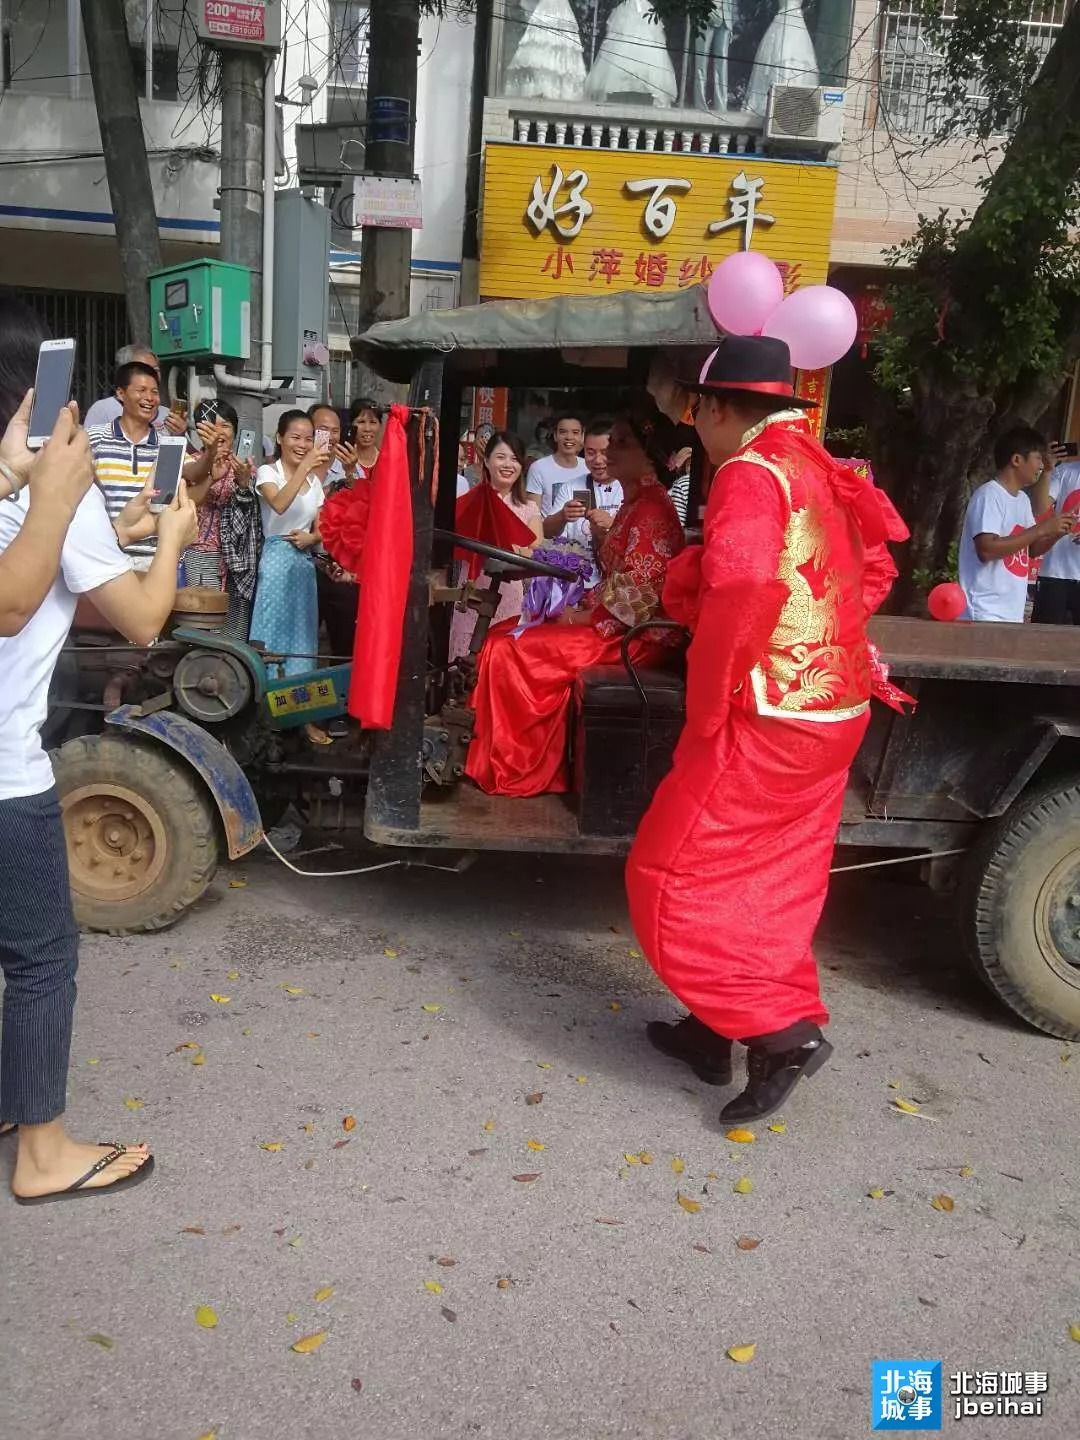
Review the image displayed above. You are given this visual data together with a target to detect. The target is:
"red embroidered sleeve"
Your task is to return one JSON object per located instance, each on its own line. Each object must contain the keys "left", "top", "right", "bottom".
{"left": 685, "top": 461, "right": 789, "bottom": 738}
{"left": 590, "top": 492, "right": 684, "bottom": 637}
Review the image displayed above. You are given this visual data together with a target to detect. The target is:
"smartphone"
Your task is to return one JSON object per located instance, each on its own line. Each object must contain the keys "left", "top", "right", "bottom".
{"left": 27, "top": 339, "right": 76, "bottom": 449}
{"left": 148, "top": 436, "right": 188, "bottom": 512}
{"left": 314, "top": 426, "right": 332, "bottom": 450}
{"left": 1058, "top": 441, "right": 1080, "bottom": 457}
{"left": 572, "top": 488, "right": 592, "bottom": 510}
{"left": 236, "top": 428, "right": 257, "bottom": 463}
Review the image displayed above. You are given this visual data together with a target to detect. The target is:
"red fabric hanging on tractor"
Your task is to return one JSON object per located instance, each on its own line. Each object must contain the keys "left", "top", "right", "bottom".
{"left": 348, "top": 404, "right": 414, "bottom": 729}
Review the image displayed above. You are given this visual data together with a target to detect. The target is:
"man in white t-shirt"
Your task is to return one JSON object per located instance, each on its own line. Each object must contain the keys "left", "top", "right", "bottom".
{"left": 1033, "top": 454, "right": 1080, "bottom": 623}
{"left": 527, "top": 413, "right": 590, "bottom": 540}
{"left": 528, "top": 416, "right": 624, "bottom": 550}
{"left": 0, "top": 401, "right": 196, "bottom": 1204}
{"left": 958, "top": 425, "right": 1074, "bottom": 622}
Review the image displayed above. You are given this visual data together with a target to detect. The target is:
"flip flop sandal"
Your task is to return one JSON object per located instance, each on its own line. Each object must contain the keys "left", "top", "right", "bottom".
{"left": 13, "top": 1144, "right": 155, "bottom": 1206}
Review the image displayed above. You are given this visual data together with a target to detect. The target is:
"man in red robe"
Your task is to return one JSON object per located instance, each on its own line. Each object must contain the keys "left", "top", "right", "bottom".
{"left": 626, "top": 337, "right": 907, "bottom": 1124}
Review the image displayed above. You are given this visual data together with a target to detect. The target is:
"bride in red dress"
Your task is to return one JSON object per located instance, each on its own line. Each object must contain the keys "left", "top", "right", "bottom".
{"left": 465, "top": 411, "right": 685, "bottom": 797}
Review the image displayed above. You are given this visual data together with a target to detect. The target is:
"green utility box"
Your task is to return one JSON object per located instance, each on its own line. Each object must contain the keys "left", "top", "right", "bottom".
{"left": 148, "top": 259, "right": 252, "bottom": 361}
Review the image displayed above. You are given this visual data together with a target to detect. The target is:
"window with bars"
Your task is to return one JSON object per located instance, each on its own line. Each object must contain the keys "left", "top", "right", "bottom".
{"left": 877, "top": 1, "right": 1070, "bottom": 136}
{"left": 329, "top": 1, "right": 369, "bottom": 89}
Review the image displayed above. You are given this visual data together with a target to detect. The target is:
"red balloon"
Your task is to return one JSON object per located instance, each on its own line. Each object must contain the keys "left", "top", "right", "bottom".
{"left": 927, "top": 581, "right": 967, "bottom": 621}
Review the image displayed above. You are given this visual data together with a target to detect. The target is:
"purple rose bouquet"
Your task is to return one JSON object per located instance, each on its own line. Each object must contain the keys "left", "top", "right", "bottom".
{"left": 512, "top": 540, "right": 597, "bottom": 637}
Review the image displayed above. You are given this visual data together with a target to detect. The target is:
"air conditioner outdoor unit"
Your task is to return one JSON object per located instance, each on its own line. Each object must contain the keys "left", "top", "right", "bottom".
{"left": 764, "top": 86, "right": 845, "bottom": 148}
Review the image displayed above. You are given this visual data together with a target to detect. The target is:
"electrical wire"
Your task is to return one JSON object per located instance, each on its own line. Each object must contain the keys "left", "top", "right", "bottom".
{"left": 260, "top": 827, "right": 476, "bottom": 878}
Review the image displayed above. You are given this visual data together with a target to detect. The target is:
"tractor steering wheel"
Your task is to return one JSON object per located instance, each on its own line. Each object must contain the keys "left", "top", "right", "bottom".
{"left": 434, "top": 528, "right": 579, "bottom": 582}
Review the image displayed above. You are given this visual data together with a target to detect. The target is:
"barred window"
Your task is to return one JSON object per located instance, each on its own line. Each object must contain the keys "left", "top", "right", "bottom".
{"left": 877, "top": 1, "right": 1070, "bottom": 137}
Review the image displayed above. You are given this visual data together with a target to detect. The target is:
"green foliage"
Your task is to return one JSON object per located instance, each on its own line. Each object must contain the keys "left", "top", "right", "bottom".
{"left": 912, "top": 541, "right": 959, "bottom": 597}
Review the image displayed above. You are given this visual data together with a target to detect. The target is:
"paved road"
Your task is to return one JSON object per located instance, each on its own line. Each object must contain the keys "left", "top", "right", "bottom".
{"left": 3, "top": 848, "right": 1078, "bottom": 1440}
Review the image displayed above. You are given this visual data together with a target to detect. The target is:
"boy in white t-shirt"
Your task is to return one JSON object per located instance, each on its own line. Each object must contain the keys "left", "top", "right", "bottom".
{"left": 526, "top": 413, "right": 589, "bottom": 539}
{"left": 1033, "top": 452, "right": 1080, "bottom": 623}
{"left": 958, "top": 426, "right": 1073, "bottom": 622}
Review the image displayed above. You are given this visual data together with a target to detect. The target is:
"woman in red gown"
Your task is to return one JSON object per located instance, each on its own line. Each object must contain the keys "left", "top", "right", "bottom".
{"left": 465, "top": 411, "right": 685, "bottom": 797}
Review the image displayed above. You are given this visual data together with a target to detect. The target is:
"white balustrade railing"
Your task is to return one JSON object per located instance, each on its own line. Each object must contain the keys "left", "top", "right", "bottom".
{"left": 485, "top": 97, "right": 763, "bottom": 157}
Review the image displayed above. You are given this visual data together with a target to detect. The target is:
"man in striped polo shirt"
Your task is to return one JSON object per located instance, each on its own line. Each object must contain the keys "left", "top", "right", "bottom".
{"left": 88, "top": 360, "right": 211, "bottom": 569}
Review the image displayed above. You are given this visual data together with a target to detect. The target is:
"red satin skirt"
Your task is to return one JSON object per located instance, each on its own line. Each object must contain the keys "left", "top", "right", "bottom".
{"left": 465, "top": 619, "right": 662, "bottom": 797}
{"left": 626, "top": 699, "right": 869, "bottom": 1040}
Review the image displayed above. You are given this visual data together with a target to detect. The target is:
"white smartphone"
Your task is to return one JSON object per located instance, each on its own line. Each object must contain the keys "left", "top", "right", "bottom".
{"left": 148, "top": 436, "right": 188, "bottom": 513}
{"left": 27, "top": 338, "right": 76, "bottom": 449}
{"left": 236, "top": 428, "right": 256, "bottom": 462}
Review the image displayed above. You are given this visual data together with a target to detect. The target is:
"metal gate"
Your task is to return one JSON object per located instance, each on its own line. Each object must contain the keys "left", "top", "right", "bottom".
{"left": 20, "top": 288, "right": 129, "bottom": 412}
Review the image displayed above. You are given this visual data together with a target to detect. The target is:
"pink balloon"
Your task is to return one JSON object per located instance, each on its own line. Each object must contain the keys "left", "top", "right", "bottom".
{"left": 707, "top": 252, "right": 785, "bottom": 336}
{"left": 927, "top": 582, "right": 967, "bottom": 622}
{"left": 761, "top": 286, "right": 858, "bottom": 370}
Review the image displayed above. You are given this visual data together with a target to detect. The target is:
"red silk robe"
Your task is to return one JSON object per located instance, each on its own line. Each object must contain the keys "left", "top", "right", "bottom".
{"left": 626, "top": 412, "right": 907, "bottom": 1042}
{"left": 466, "top": 479, "right": 684, "bottom": 797}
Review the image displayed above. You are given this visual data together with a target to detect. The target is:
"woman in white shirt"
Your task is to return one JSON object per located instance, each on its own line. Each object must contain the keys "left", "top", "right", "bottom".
{"left": 250, "top": 409, "right": 330, "bottom": 744}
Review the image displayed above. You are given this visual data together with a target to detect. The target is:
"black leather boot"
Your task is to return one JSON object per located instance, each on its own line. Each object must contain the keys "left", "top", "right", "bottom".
{"left": 719, "top": 1037, "right": 833, "bottom": 1124}
{"left": 646, "top": 1015, "right": 733, "bottom": 1086}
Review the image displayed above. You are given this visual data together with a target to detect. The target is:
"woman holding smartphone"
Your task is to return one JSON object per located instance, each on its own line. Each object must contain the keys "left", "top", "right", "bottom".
{"left": 181, "top": 400, "right": 258, "bottom": 639}
{"left": 250, "top": 409, "right": 330, "bottom": 744}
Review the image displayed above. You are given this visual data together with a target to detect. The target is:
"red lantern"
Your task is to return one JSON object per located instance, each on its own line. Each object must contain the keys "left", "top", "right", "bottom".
{"left": 853, "top": 284, "right": 893, "bottom": 357}
{"left": 927, "top": 582, "right": 967, "bottom": 622}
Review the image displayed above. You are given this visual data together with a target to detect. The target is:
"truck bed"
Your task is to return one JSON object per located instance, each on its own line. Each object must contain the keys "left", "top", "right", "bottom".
{"left": 870, "top": 615, "right": 1080, "bottom": 685}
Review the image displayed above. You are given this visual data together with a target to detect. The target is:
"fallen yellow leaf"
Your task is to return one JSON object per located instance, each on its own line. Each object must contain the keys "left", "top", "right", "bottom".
{"left": 424, "top": 1280, "right": 443, "bottom": 1295}
{"left": 192, "top": 1053, "right": 206, "bottom": 1067}
{"left": 169, "top": 960, "right": 183, "bottom": 969}
{"left": 86, "top": 1057, "right": 100, "bottom": 1067}
{"left": 196, "top": 1430, "right": 217, "bottom": 1440}
{"left": 509, "top": 930, "right": 522, "bottom": 938}
{"left": 301, "top": 1121, "right": 314, "bottom": 1134}
{"left": 526, "top": 1140, "right": 545, "bottom": 1152}
{"left": 290, "top": 1330, "right": 327, "bottom": 1354}
{"left": 892, "top": 1097, "right": 921, "bottom": 1114}
{"left": 194, "top": 1305, "right": 218, "bottom": 1330}
{"left": 226, "top": 971, "right": 240, "bottom": 980}
{"left": 887, "top": 1080, "right": 901, "bottom": 1089}
{"left": 383, "top": 948, "right": 398, "bottom": 958}
{"left": 287, "top": 1236, "right": 302, "bottom": 1248}
{"left": 735, "top": 1235, "right": 761, "bottom": 1250}
{"left": 867, "top": 1188, "right": 886, "bottom": 1200}
{"left": 959, "top": 1166, "right": 974, "bottom": 1179}
{"left": 313, "top": 1287, "right": 334, "bottom": 1303}
{"left": 767, "top": 1122, "right": 786, "bottom": 1134}
{"left": 705, "top": 1171, "right": 718, "bottom": 1181}
{"left": 280, "top": 985, "right": 305, "bottom": 996}
{"left": 124, "top": 1098, "right": 144, "bottom": 1111}
{"left": 175, "top": 1041, "right": 200, "bottom": 1052}
{"left": 725, "top": 1129, "right": 755, "bottom": 1144}
{"left": 930, "top": 1194, "right": 955, "bottom": 1212}
{"left": 609, "top": 1001, "right": 622, "bottom": 1011}
{"left": 676, "top": 1192, "right": 701, "bottom": 1214}
{"left": 421, "top": 1003, "right": 442, "bottom": 1013}
{"left": 639, "top": 1152, "right": 654, "bottom": 1165}
{"left": 575, "top": 1075, "right": 588, "bottom": 1084}
{"left": 671, "top": 1157, "right": 685, "bottom": 1174}
{"left": 286, "top": 1312, "right": 299, "bottom": 1324}
{"left": 496, "top": 1277, "right": 512, "bottom": 1290}
{"left": 342, "top": 1116, "right": 357, "bottom": 1132}
{"left": 209, "top": 994, "right": 231, "bottom": 1005}
{"left": 733, "top": 1178, "right": 754, "bottom": 1195}
{"left": 628, "top": 948, "right": 642, "bottom": 959}
{"left": 727, "top": 1343, "right": 756, "bottom": 1364}
{"left": 536, "top": 1062, "right": 552, "bottom": 1070}
{"left": 1069, "top": 1322, "right": 1080, "bottom": 1342}
{"left": 260, "top": 1141, "right": 284, "bottom": 1152}
{"left": 229, "top": 879, "right": 248, "bottom": 889}
{"left": 86, "top": 1333, "right": 114, "bottom": 1350}
{"left": 623, "top": 1152, "right": 641, "bottom": 1166}
{"left": 482, "top": 1119, "right": 496, "bottom": 1132}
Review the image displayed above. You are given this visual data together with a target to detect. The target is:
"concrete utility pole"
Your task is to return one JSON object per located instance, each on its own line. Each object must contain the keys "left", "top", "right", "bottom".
{"left": 81, "top": 0, "right": 162, "bottom": 342}
{"left": 218, "top": 49, "right": 268, "bottom": 438}
{"left": 354, "top": 0, "right": 421, "bottom": 403}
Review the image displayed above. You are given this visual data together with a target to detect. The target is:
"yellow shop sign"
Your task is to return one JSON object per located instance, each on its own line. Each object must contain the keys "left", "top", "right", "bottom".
{"left": 479, "top": 142, "right": 837, "bottom": 300}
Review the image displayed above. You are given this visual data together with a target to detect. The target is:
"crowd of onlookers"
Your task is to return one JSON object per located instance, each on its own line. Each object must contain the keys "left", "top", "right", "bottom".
{"left": 959, "top": 425, "right": 1080, "bottom": 624}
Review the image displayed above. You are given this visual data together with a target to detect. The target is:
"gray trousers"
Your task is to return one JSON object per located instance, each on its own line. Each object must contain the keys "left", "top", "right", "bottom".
{"left": 0, "top": 788, "right": 79, "bottom": 1125}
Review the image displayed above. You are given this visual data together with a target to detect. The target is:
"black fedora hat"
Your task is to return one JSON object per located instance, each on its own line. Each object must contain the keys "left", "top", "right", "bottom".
{"left": 683, "top": 335, "right": 816, "bottom": 408}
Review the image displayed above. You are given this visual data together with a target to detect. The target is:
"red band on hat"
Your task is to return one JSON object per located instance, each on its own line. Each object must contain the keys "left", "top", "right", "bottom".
{"left": 703, "top": 379, "right": 795, "bottom": 397}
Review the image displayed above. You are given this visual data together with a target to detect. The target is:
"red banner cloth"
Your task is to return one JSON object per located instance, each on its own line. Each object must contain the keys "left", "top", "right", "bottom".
{"left": 453, "top": 482, "right": 537, "bottom": 579}
{"left": 348, "top": 404, "right": 413, "bottom": 728}
{"left": 320, "top": 476, "right": 372, "bottom": 576}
